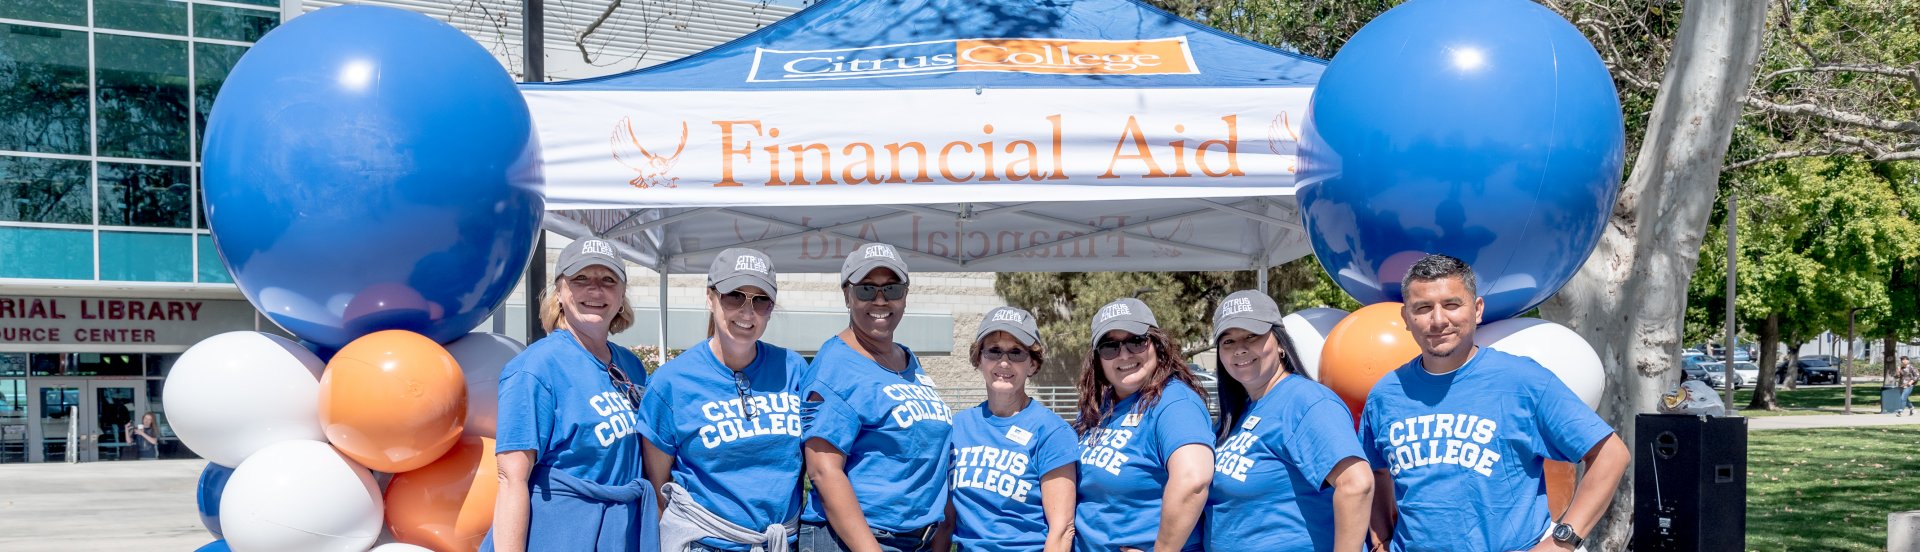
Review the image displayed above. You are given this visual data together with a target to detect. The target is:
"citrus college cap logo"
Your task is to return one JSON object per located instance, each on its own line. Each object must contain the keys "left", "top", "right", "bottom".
{"left": 582, "top": 240, "right": 615, "bottom": 256}
{"left": 748, "top": 37, "right": 1198, "bottom": 82}
{"left": 1219, "top": 297, "right": 1252, "bottom": 317}
{"left": 734, "top": 255, "right": 769, "bottom": 274}
{"left": 1095, "top": 303, "right": 1131, "bottom": 323}
{"left": 864, "top": 244, "right": 899, "bottom": 260}
{"left": 991, "top": 309, "right": 1026, "bottom": 323}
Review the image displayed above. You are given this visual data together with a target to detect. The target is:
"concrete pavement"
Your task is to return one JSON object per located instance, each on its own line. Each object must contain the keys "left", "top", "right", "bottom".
{"left": 0, "top": 459, "right": 211, "bottom": 551}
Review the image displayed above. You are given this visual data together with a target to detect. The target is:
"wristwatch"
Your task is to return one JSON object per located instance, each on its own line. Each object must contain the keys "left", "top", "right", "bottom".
{"left": 1550, "top": 522, "right": 1584, "bottom": 548}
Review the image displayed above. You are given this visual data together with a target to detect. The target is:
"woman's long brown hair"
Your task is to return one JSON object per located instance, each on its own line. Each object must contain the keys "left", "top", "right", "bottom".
{"left": 1073, "top": 326, "right": 1204, "bottom": 435}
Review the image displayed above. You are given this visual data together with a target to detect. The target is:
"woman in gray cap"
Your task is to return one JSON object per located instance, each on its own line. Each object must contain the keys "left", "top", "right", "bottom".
{"left": 1204, "top": 290, "right": 1372, "bottom": 552}
{"left": 935, "top": 306, "right": 1079, "bottom": 552}
{"left": 1072, "top": 298, "right": 1212, "bottom": 552}
{"left": 484, "top": 237, "right": 653, "bottom": 552}
{"left": 799, "top": 243, "right": 954, "bottom": 552}
{"left": 641, "top": 248, "right": 811, "bottom": 551}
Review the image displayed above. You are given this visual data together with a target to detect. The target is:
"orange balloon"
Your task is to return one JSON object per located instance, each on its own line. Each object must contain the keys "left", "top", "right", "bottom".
{"left": 387, "top": 436, "right": 499, "bottom": 552}
{"left": 1545, "top": 459, "right": 1576, "bottom": 515}
{"left": 1317, "top": 302, "right": 1422, "bottom": 426}
{"left": 320, "top": 329, "right": 467, "bottom": 472}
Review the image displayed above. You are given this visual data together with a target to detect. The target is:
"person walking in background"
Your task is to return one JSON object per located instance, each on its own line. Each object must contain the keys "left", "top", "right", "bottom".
{"left": 937, "top": 306, "right": 1079, "bottom": 552}
{"left": 1072, "top": 298, "right": 1213, "bottom": 552}
{"left": 642, "top": 248, "right": 811, "bottom": 551}
{"left": 128, "top": 412, "right": 161, "bottom": 460}
{"left": 1896, "top": 357, "right": 1917, "bottom": 417}
{"left": 800, "top": 243, "right": 953, "bottom": 552}
{"left": 1204, "top": 290, "right": 1372, "bottom": 552}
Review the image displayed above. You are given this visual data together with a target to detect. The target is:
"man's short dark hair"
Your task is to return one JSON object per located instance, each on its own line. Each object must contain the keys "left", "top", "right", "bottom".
{"left": 1401, "top": 254, "right": 1478, "bottom": 297}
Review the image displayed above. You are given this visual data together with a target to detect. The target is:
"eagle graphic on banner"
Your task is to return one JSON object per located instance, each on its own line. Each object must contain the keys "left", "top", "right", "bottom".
{"left": 610, "top": 117, "right": 688, "bottom": 189}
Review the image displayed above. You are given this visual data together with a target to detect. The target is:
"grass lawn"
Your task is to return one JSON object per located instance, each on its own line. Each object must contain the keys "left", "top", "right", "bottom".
{"left": 1748, "top": 426, "right": 1920, "bottom": 550}
{"left": 1732, "top": 385, "right": 1895, "bottom": 417}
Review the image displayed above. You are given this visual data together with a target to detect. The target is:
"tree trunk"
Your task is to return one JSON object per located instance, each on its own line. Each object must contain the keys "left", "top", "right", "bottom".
{"left": 1884, "top": 331, "right": 1896, "bottom": 385}
{"left": 1536, "top": 1, "right": 1769, "bottom": 549}
{"left": 1747, "top": 313, "right": 1782, "bottom": 410}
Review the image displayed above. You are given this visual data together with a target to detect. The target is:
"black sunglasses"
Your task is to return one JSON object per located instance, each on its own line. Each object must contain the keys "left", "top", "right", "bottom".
{"left": 848, "top": 283, "right": 908, "bottom": 302}
{"left": 715, "top": 288, "right": 775, "bottom": 315}
{"left": 1096, "top": 334, "right": 1152, "bottom": 360}
{"left": 733, "top": 370, "right": 759, "bottom": 420}
{"left": 607, "top": 363, "right": 644, "bottom": 408}
{"left": 981, "top": 346, "right": 1031, "bottom": 364}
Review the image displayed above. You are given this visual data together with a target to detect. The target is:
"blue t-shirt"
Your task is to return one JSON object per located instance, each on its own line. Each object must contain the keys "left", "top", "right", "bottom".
{"left": 495, "top": 328, "right": 647, "bottom": 487}
{"left": 1359, "top": 347, "right": 1615, "bottom": 552}
{"left": 949, "top": 399, "right": 1079, "bottom": 552}
{"left": 1074, "top": 382, "right": 1213, "bottom": 552}
{"left": 639, "top": 339, "right": 811, "bottom": 550}
{"left": 1205, "top": 375, "right": 1366, "bottom": 552}
{"left": 801, "top": 336, "right": 954, "bottom": 532}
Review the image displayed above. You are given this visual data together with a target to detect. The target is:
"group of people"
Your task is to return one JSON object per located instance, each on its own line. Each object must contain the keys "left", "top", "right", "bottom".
{"left": 480, "top": 240, "right": 1630, "bottom": 552}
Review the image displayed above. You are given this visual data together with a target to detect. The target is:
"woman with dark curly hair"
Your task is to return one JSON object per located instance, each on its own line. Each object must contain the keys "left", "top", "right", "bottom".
{"left": 1071, "top": 298, "right": 1212, "bottom": 552}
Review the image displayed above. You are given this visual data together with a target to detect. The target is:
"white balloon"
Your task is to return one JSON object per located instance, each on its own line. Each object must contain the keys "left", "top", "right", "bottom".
{"left": 1474, "top": 318, "right": 1607, "bottom": 409}
{"left": 163, "top": 331, "right": 327, "bottom": 467}
{"left": 221, "top": 440, "right": 383, "bottom": 552}
{"left": 1281, "top": 307, "right": 1349, "bottom": 380}
{"left": 444, "top": 332, "right": 524, "bottom": 438}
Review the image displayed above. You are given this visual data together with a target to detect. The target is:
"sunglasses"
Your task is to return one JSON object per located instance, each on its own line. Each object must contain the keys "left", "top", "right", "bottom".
{"left": 1096, "top": 334, "right": 1152, "bottom": 360}
{"left": 981, "top": 346, "right": 1031, "bottom": 364}
{"left": 848, "top": 283, "right": 908, "bottom": 302}
{"left": 607, "top": 363, "right": 644, "bottom": 408}
{"left": 715, "top": 288, "right": 775, "bottom": 315}
{"left": 733, "top": 370, "right": 759, "bottom": 420}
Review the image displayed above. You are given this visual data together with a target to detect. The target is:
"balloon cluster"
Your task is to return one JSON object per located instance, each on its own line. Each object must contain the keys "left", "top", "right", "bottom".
{"left": 1283, "top": 0, "right": 1623, "bottom": 499}
{"left": 169, "top": 5, "right": 542, "bottom": 552}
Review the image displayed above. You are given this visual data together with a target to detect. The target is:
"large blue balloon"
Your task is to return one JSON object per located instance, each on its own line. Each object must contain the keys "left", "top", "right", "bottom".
{"left": 195, "top": 540, "right": 231, "bottom": 552}
{"left": 196, "top": 462, "right": 234, "bottom": 538}
{"left": 1296, "top": 0, "right": 1624, "bottom": 321}
{"left": 202, "top": 5, "right": 543, "bottom": 349}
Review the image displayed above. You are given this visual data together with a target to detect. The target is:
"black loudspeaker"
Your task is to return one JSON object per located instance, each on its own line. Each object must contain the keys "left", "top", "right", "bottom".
{"left": 1632, "top": 414, "right": 1747, "bottom": 552}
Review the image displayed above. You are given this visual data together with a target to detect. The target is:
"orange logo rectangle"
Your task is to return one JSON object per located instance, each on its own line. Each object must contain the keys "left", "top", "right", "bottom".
{"left": 952, "top": 37, "right": 1197, "bottom": 75}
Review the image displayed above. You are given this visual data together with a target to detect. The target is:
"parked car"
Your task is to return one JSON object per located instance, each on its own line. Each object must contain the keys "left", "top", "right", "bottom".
{"left": 1703, "top": 361, "right": 1762, "bottom": 388}
{"left": 1680, "top": 355, "right": 1718, "bottom": 381}
{"left": 1777, "top": 356, "right": 1842, "bottom": 385}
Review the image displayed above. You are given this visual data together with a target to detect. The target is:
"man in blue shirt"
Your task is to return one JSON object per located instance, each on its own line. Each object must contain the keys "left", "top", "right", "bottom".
{"left": 1360, "top": 254, "right": 1629, "bottom": 552}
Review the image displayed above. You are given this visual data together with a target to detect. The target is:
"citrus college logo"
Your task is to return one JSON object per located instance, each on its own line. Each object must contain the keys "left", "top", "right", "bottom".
{"left": 1219, "top": 297, "right": 1252, "bottom": 317}
{"left": 582, "top": 240, "right": 614, "bottom": 256}
{"left": 991, "top": 309, "right": 1026, "bottom": 323}
{"left": 748, "top": 37, "right": 1198, "bottom": 82}
{"left": 734, "top": 255, "right": 769, "bottom": 274}
{"left": 1095, "top": 303, "right": 1131, "bottom": 323}
{"left": 864, "top": 244, "right": 898, "bottom": 260}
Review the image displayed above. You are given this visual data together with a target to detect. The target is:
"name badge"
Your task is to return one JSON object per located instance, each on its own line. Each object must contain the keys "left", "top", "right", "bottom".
{"left": 1006, "top": 425, "right": 1033, "bottom": 446}
{"left": 1242, "top": 416, "right": 1261, "bottom": 431}
{"left": 1121, "top": 413, "right": 1142, "bottom": 427}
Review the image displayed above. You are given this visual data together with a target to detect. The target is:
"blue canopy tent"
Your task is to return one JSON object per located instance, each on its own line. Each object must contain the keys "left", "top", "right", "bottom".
{"left": 518, "top": 0, "right": 1325, "bottom": 346}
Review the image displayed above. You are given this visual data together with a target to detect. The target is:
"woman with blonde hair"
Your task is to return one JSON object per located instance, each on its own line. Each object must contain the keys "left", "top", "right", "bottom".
{"left": 484, "top": 237, "right": 655, "bottom": 552}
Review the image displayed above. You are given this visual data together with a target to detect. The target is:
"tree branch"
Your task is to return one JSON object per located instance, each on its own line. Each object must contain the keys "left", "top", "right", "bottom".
{"left": 576, "top": 0, "right": 627, "bottom": 64}
{"left": 1723, "top": 147, "right": 1864, "bottom": 172}
{"left": 1760, "top": 63, "right": 1920, "bottom": 91}
{"left": 1743, "top": 95, "right": 1920, "bottom": 137}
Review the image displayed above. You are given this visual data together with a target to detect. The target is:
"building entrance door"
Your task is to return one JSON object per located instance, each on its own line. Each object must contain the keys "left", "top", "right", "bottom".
{"left": 26, "top": 379, "right": 146, "bottom": 462}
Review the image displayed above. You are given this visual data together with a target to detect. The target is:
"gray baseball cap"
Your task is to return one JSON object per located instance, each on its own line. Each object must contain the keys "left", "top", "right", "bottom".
{"left": 707, "top": 248, "right": 778, "bottom": 300}
{"left": 840, "top": 242, "right": 911, "bottom": 285}
{"left": 1212, "top": 290, "right": 1282, "bottom": 342}
{"left": 556, "top": 238, "right": 626, "bottom": 283}
{"left": 1090, "top": 297, "right": 1158, "bottom": 346}
{"left": 976, "top": 306, "right": 1040, "bottom": 347}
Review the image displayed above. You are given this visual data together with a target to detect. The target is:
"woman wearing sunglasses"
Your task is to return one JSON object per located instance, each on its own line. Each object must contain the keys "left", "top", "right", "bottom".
{"left": 1204, "top": 291, "right": 1372, "bottom": 552}
{"left": 936, "top": 306, "right": 1079, "bottom": 552}
{"left": 641, "top": 248, "right": 811, "bottom": 552}
{"left": 486, "top": 238, "right": 654, "bottom": 552}
{"left": 800, "top": 243, "right": 954, "bottom": 552}
{"left": 1072, "top": 298, "right": 1212, "bottom": 552}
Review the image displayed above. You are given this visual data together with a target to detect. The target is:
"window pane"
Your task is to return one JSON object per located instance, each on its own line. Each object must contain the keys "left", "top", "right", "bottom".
{"left": 0, "top": 155, "right": 90, "bottom": 224}
{"left": 221, "top": 0, "right": 281, "bottom": 8}
{"left": 0, "top": 25, "right": 90, "bottom": 154}
{"left": 97, "top": 34, "right": 190, "bottom": 161}
{"left": 193, "top": 4, "right": 277, "bottom": 43}
{"left": 100, "top": 230, "right": 191, "bottom": 281}
{"left": 29, "top": 353, "right": 64, "bottom": 376}
{"left": 98, "top": 162, "right": 191, "bottom": 228}
{"left": 0, "top": 354, "right": 23, "bottom": 377}
{"left": 196, "top": 233, "right": 231, "bottom": 283}
{"left": 0, "top": 226, "right": 91, "bottom": 279}
{"left": 194, "top": 43, "right": 246, "bottom": 156}
{"left": 69, "top": 353, "right": 144, "bottom": 377}
{"left": 0, "top": 0, "right": 85, "bottom": 27}
{"left": 95, "top": 0, "right": 187, "bottom": 36}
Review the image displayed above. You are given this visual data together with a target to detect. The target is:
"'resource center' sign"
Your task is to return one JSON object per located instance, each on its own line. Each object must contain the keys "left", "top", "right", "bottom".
{"left": 749, "top": 37, "right": 1199, "bottom": 82}
{"left": 0, "top": 296, "right": 259, "bottom": 347}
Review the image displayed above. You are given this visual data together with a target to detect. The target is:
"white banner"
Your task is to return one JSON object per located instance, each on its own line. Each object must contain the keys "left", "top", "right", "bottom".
{"left": 525, "top": 87, "right": 1312, "bottom": 209}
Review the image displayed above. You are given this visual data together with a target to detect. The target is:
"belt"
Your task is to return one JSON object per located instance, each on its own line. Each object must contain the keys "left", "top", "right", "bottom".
{"left": 802, "top": 520, "right": 936, "bottom": 543}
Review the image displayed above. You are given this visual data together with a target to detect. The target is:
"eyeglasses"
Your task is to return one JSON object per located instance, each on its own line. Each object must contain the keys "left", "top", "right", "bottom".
{"left": 715, "top": 288, "right": 775, "bottom": 315}
{"left": 1096, "top": 334, "right": 1152, "bottom": 360}
{"left": 733, "top": 370, "right": 759, "bottom": 420}
{"left": 848, "top": 283, "right": 908, "bottom": 302}
{"left": 607, "top": 363, "right": 644, "bottom": 408}
{"left": 981, "top": 346, "right": 1031, "bottom": 364}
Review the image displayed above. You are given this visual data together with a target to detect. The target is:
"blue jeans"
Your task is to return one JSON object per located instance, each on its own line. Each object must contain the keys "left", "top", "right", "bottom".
{"left": 1902, "top": 386, "right": 1914, "bottom": 409}
{"left": 797, "top": 522, "right": 934, "bottom": 552}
